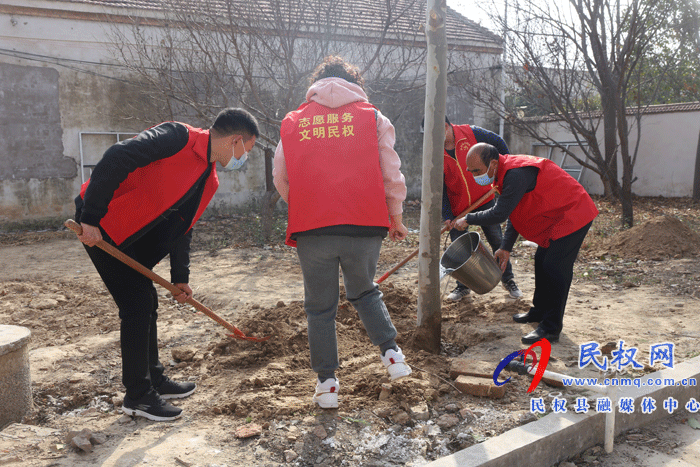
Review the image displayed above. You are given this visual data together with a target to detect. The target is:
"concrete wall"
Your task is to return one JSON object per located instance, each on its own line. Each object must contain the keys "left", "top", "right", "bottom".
{"left": 509, "top": 109, "right": 700, "bottom": 197}
{"left": 0, "top": 0, "right": 269, "bottom": 222}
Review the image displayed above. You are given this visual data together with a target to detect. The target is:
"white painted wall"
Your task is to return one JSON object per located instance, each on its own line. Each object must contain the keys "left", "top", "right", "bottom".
{"left": 509, "top": 109, "right": 700, "bottom": 197}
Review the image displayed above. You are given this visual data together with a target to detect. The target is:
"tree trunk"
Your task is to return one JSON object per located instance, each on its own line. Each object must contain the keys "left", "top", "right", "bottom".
{"left": 261, "top": 147, "right": 280, "bottom": 242}
{"left": 416, "top": 0, "right": 447, "bottom": 355}
{"left": 617, "top": 99, "right": 634, "bottom": 228}
{"left": 600, "top": 85, "right": 620, "bottom": 199}
{"left": 619, "top": 188, "right": 634, "bottom": 229}
{"left": 694, "top": 129, "right": 700, "bottom": 201}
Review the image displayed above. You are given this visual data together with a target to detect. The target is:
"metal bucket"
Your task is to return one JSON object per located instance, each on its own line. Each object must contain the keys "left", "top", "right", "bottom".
{"left": 440, "top": 231, "right": 503, "bottom": 294}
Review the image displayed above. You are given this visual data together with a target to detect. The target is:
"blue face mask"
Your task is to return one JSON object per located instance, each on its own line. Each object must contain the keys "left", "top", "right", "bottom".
{"left": 224, "top": 139, "right": 248, "bottom": 170}
{"left": 224, "top": 151, "right": 247, "bottom": 170}
{"left": 473, "top": 162, "right": 495, "bottom": 186}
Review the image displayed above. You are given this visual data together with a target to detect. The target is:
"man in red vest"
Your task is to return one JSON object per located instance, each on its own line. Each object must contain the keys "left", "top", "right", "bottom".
{"left": 438, "top": 118, "right": 522, "bottom": 301}
{"left": 455, "top": 143, "right": 598, "bottom": 344}
{"left": 74, "top": 108, "right": 259, "bottom": 420}
{"left": 274, "top": 56, "right": 412, "bottom": 409}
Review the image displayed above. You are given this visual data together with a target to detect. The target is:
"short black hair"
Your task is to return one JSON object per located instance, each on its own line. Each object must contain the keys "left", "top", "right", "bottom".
{"left": 211, "top": 108, "right": 260, "bottom": 138}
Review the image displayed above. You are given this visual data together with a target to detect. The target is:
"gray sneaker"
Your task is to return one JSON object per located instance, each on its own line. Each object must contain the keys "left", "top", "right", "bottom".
{"left": 447, "top": 285, "right": 471, "bottom": 302}
{"left": 502, "top": 279, "right": 523, "bottom": 299}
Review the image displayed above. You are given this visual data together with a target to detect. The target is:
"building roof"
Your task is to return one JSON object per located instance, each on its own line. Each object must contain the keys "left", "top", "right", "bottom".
{"left": 525, "top": 101, "right": 700, "bottom": 123}
{"left": 639, "top": 101, "right": 700, "bottom": 114}
{"left": 49, "top": 0, "right": 502, "bottom": 53}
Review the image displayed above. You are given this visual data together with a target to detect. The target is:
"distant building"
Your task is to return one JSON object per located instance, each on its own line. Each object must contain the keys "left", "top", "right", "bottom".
{"left": 0, "top": 0, "right": 503, "bottom": 220}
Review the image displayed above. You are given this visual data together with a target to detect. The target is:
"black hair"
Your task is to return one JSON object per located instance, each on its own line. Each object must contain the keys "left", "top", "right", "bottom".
{"left": 310, "top": 56, "right": 365, "bottom": 89}
{"left": 211, "top": 108, "right": 260, "bottom": 138}
{"left": 420, "top": 115, "right": 451, "bottom": 132}
{"left": 478, "top": 143, "right": 500, "bottom": 165}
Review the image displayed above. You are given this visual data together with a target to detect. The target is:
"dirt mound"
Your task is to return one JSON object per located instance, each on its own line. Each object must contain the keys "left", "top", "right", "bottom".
{"left": 596, "top": 215, "right": 700, "bottom": 260}
{"left": 0, "top": 279, "right": 120, "bottom": 346}
{"left": 204, "top": 284, "right": 440, "bottom": 418}
{"left": 198, "top": 283, "right": 528, "bottom": 420}
{"left": 2, "top": 268, "right": 527, "bottom": 436}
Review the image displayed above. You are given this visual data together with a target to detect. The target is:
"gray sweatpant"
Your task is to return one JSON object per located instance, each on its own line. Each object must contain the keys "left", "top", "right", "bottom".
{"left": 296, "top": 235, "right": 398, "bottom": 377}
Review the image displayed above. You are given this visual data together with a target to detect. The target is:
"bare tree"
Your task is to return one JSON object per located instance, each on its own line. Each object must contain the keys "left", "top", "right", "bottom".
{"left": 107, "top": 0, "right": 428, "bottom": 240}
{"left": 415, "top": 0, "right": 447, "bottom": 354}
{"left": 452, "top": 0, "right": 686, "bottom": 228}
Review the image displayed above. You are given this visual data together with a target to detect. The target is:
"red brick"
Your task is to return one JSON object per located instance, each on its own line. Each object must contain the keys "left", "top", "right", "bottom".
{"left": 449, "top": 359, "right": 496, "bottom": 379}
{"left": 235, "top": 423, "right": 262, "bottom": 439}
{"left": 454, "top": 375, "right": 506, "bottom": 399}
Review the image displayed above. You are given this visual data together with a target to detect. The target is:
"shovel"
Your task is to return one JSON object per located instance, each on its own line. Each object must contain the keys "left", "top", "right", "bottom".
{"left": 505, "top": 360, "right": 565, "bottom": 388}
{"left": 376, "top": 186, "right": 498, "bottom": 283}
{"left": 65, "top": 219, "right": 270, "bottom": 342}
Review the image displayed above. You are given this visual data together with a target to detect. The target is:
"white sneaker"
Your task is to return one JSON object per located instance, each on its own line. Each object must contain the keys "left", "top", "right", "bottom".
{"left": 447, "top": 286, "right": 472, "bottom": 302}
{"left": 381, "top": 348, "right": 412, "bottom": 381}
{"left": 312, "top": 378, "right": 339, "bottom": 408}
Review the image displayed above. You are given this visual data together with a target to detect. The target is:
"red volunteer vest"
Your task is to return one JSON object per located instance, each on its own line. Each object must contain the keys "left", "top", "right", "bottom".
{"left": 280, "top": 100, "right": 390, "bottom": 247}
{"left": 444, "top": 125, "right": 495, "bottom": 215}
{"left": 80, "top": 124, "right": 219, "bottom": 246}
{"left": 495, "top": 154, "right": 598, "bottom": 247}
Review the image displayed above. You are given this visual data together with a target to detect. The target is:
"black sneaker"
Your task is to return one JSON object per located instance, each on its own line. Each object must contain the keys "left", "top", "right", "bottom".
{"left": 155, "top": 376, "right": 196, "bottom": 400}
{"left": 122, "top": 388, "right": 182, "bottom": 421}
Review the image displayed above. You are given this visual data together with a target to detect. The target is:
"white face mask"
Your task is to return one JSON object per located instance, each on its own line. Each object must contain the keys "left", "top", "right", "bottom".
{"left": 224, "top": 139, "right": 248, "bottom": 170}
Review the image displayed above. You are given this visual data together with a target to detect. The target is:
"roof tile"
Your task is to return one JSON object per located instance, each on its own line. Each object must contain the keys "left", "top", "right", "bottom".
{"left": 52, "top": 0, "right": 502, "bottom": 49}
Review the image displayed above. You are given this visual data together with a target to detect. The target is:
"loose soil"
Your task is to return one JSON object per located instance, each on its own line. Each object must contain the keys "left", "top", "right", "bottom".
{"left": 1, "top": 196, "right": 699, "bottom": 467}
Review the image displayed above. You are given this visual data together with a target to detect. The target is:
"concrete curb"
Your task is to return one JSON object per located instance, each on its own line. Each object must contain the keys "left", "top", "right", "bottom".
{"left": 426, "top": 355, "right": 700, "bottom": 467}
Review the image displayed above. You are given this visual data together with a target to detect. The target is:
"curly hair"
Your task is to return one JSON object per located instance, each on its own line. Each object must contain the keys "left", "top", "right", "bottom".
{"left": 310, "top": 56, "right": 365, "bottom": 89}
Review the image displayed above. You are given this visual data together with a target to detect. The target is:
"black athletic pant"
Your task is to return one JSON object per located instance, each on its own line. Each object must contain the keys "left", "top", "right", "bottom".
{"left": 530, "top": 221, "right": 593, "bottom": 335}
{"left": 84, "top": 240, "right": 169, "bottom": 400}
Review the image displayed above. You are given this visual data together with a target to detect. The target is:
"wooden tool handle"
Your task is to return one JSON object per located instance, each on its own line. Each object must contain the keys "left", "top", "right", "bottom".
{"left": 452, "top": 186, "right": 498, "bottom": 223}
{"left": 64, "top": 219, "right": 262, "bottom": 340}
{"left": 376, "top": 186, "right": 498, "bottom": 284}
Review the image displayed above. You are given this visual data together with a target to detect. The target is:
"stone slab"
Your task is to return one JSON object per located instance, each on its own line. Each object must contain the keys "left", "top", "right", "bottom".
{"left": 0, "top": 325, "right": 31, "bottom": 356}
{"left": 449, "top": 359, "right": 495, "bottom": 380}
